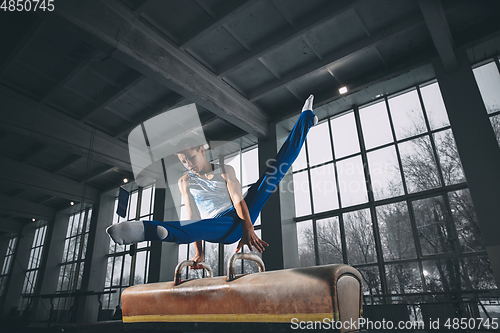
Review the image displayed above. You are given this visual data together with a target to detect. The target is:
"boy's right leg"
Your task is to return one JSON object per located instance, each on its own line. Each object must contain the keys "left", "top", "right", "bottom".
{"left": 106, "top": 221, "right": 168, "bottom": 245}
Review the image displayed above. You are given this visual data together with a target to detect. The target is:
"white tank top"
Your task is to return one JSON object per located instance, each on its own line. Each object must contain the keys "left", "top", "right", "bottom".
{"left": 187, "top": 164, "right": 233, "bottom": 219}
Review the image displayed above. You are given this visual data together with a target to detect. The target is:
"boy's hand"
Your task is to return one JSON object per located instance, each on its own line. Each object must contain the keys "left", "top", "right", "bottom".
{"left": 190, "top": 252, "right": 205, "bottom": 270}
{"left": 236, "top": 227, "right": 269, "bottom": 253}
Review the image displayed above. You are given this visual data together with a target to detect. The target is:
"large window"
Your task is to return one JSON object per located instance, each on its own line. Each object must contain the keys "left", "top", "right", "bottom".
{"left": 55, "top": 207, "right": 92, "bottom": 310}
{"left": 19, "top": 224, "right": 47, "bottom": 313}
{"left": 103, "top": 185, "right": 155, "bottom": 310}
{"left": 178, "top": 146, "right": 262, "bottom": 279}
{"left": 0, "top": 236, "right": 17, "bottom": 299}
{"left": 292, "top": 81, "right": 496, "bottom": 298}
{"left": 472, "top": 57, "right": 500, "bottom": 147}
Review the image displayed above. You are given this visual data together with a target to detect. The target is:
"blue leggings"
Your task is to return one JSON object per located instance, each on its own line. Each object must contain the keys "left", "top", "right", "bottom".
{"left": 143, "top": 110, "right": 316, "bottom": 244}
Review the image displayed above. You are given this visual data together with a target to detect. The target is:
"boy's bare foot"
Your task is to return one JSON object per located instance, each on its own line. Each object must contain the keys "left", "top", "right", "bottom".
{"left": 302, "top": 94, "right": 318, "bottom": 125}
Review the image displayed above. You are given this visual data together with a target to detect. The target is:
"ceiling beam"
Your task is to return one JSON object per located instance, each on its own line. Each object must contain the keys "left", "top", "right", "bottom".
{"left": 38, "top": 196, "right": 57, "bottom": 205}
{"left": 41, "top": 50, "right": 102, "bottom": 104}
{"left": 80, "top": 73, "right": 146, "bottom": 122}
{"left": 113, "top": 95, "right": 189, "bottom": 138}
{"left": 22, "top": 145, "right": 52, "bottom": 163}
{"left": 52, "top": 155, "right": 84, "bottom": 174}
{"left": 0, "top": 155, "right": 99, "bottom": 204}
{"left": 79, "top": 166, "right": 117, "bottom": 183}
{"left": 0, "top": 218, "right": 24, "bottom": 233}
{"left": 133, "top": 0, "right": 150, "bottom": 14}
{"left": 216, "top": 0, "right": 360, "bottom": 77}
{"left": 0, "top": 193, "right": 55, "bottom": 221}
{"left": 53, "top": 0, "right": 269, "bottom": 138}
{"left": 247, "top": 11, "right": 425, "bottom": 102}
{"left": 0, "top": 18, "right": 45, "bottom": 77}
{"left": 417, "top": 0, "right": 458, "bottom": 72}
{"left": 179, "top": 0, "right": 258, "bottom": 49}
{"left": 0, "top": 84, "right": 132, "bottom": 171}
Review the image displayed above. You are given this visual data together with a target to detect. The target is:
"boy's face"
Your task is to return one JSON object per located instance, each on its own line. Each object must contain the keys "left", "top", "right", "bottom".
{"left": 176, "top": 147, "right": 206, "bottom": 173}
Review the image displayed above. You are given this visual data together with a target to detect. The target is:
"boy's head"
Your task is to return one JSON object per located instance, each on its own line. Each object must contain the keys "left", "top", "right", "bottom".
{"left": 174, "top": 138, "right": 208, "bottom": 173}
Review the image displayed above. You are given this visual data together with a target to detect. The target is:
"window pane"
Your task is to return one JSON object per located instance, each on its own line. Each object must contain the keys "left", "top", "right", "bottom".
{"left": 367, "top": 145, "right": 403, "bottom": 200}
{"left": 134, "top": 251, "right": 147, "bottom": 285}
{"left": 412, "top": 196, "right": 454, "bottom": 256}
{"left": 331, "top": 112, "right": 360, "bottom": 158}
{"left": 359, "top": 101, "right": 393, "bottom": 150}
{"left": 74, "top": 236, "right": 81, "bottom": 261}
{"left": 357, "top": 266, "right": 381, "bottom": 296}
{"left": 105, "top": 257, "right": 113, "bottom": 288}
{"left": 376, "top": 201, "right": 416, "bottom": 261}
{"left": 66, "top": 215, "right": 74, "bottom": 238}
{"left": 77, "top": 213, "right": 84, "bottom": 235}
{"left": 204, "top": 241, "right": 219, "bottom": 277}
{"left": 243, "top": 229, "right": 262, "bottom": 274}
{"left": 344, "top": 209, "right": 376, "bottom": 265}
{"left": 388, "top": 90, "right": 427, "bottom": 140}
{"left": 140, "top": 187, "right": 153, "bottom": 217}
{"left": 296, "top": 220, "right": 315, "bottom": 267}
{"left": 112, "top": 256, "right": 122, "bottom": 286}
{"left": 316, "top": 217, "right": 342, "bottom": 265}
{"left": 420, "top": 82, "right": 450, "bottom": 130}
{"left": 242, "top": 148, "right": 259, "bottom": 186}
{"left": 463, "top": 256, "right": 497, "bottom": 289}
{"left": 292, "top": 144, "right": 307, "bottom": 171}
{"left": 399, "top": 135, "right": 441, "bottom": 193}
{"left": 71, "top": 214, "right": 80, "bottom": 236}
{"left": 386, "top": 262, "right": 422, "bottom": 294}
{"left": 310, "top": 164, "right": 338, "bottom": 213}
{"left": 223, "top": 242, "right": 241, "bottom": 276}
{"left": 254, "top": 213, "right": 261, "bottom": 227}
{"left": 473, "top": 61, "right": 500, "bottom": 114}
{"left": 293, "top": 171, "right": 311, "bottom": 217}
{"left": 122, "top": 254, "right": 131, "bottom": 287}
{"left": 178, "top": 243, "right": 188, "bottom": 263}
{"left": 490, "top": 114, "right": 500, "bottom": 148}
{"left": 422, "top": 258, "right": 465, "bottom": 292}
{"left": 336, "top": 155, "right": 367, "bottom": 207}
{"left": 86, "top": 208, "right": 92, "bottom": 232}
{"left": 433, "top": 129, "right": 466, "bottom": 185}
{"left": 306, "top": 122, "right": 332, "bottom": 166}
{"left": 128, "top": 191, "right": 138, "bottom": 220}
{"left": 81, "top": 234, "right": 89, "bottom": 260}
{"left": 448, "top": 189, "right": 484, "bottom": 253}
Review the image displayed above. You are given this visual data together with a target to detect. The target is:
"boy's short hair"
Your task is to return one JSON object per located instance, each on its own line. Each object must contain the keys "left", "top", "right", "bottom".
{"left": 174, "top": 138, "right": 204, "bottom": 155}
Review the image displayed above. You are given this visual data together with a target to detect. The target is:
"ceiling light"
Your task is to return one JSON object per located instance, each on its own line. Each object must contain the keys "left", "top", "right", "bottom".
{"left": 339, "top": 86, "right": 348, "bottom": 94}
{"left": 70, "top": 202, "right": 75, "bottom": 206}
{"left": 32, "top": 218, "right": 35, "bottom": 222}
{"left": 123, "top": 178, "right": 128, "bottom": 183}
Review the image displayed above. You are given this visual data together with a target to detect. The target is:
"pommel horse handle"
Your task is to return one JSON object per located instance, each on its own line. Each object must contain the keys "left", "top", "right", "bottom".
{"left": 174, "top": 260, "right": 213, "bottom": 286}
{"left": 226, "top": 253, "right": 265, "bottom": 282}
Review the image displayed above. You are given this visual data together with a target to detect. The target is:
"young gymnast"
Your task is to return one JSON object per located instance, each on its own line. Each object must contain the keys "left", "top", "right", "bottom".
{"left": 107, "top": 94, "right": 317, "bottom": 268}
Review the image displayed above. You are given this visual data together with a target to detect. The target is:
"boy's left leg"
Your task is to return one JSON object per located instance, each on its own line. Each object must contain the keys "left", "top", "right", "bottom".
{"left": 243, "top": 95, "right": 317, "bottom": 221}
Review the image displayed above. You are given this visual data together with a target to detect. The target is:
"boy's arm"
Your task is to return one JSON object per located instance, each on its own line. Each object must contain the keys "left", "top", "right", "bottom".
{"left": 178, "top": 175, "right": 205, "bottom": 268}
{"left": 221, "top": 165, "right": 269, "bottom": 253}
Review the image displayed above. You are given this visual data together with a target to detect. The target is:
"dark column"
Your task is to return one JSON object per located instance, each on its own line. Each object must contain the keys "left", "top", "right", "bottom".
{"left": 433, "top": 49, "right": 500, "bottom": 286}
{"left": 147, "top": 188, "right": 166, "bottom": 283}
{"left": 82, "top": 195, "right": 114, "bottom": 322}
{"left": 259, "top": 122, "right": 285, "bottom": 271}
